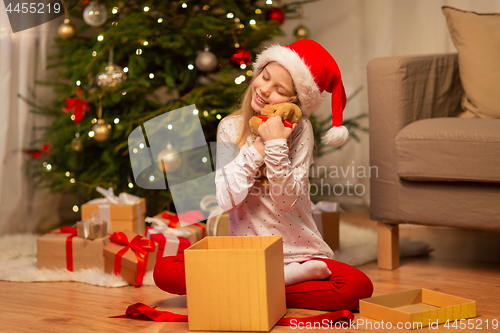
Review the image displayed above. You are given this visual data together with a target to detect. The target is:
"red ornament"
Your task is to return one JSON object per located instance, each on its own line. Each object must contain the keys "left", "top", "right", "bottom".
{"left": 229, "top": 47, "right": 252, "bottom": 68}
{"left": 266, "top": 7, "right": 285, "bottom": 25}
{"left": 24, "top": 143, "right": 51, "bottom": 158}
{"left": 63, "top": 86, "right": 89, "bottom": 123}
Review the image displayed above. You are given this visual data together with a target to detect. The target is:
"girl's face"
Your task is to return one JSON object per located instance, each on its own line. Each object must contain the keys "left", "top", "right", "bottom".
{"left": 251, "top": 62, "right": 295, "bottom": 114}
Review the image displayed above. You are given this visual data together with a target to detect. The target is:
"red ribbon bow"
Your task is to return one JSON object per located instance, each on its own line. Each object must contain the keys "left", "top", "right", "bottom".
{"left": 161, "top": 212, "right": 179, "bottom": 228}
{"left": 63, "top": 87, "right": 89, "bottom": 123}
{"left": 51, "top": 226, "right": 77, "bottom": 271}
{"left": 255, "top": 115, "right": 294, "bottom": 128}
{"left": 109, "top": 232, "right": 156, "bottom": 287}
{"left": 24, "top": 143, "right": 51, "bottom": 159}
{"left": 178, "top": 210, "right": 204, "bottom": 224}
{"left": 111, "top": 302, "right": 355, "bottom": 327}
{"left": 161, "top": 211, "right": 205, "bottom": 237}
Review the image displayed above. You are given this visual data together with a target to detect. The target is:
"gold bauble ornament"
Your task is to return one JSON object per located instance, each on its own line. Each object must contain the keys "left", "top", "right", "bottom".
{"left": 58, "top": 19, "right": 77, "bottom": 40}
{"left": 157, "top": 143, "right": 181, "bottom": 173}
{"left": 97, "top": 62, "right": 127, "bottom": 89}
{"left": 92, "top": 119, "right": 112, "bottom": 142}
{"left": 294, "top": 24, "right": 310, "bottom": 40}
{"left": 71, "top": 137, "right": 83, "bottom": 152}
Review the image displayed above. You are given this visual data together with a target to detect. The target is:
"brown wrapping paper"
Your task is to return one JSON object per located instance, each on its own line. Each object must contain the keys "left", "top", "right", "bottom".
{"left": 103, "top": 229, "right": 158, "bottom": 286}
{"left": 37, "top": 230, "right": 110, "bottom": 271}
{"left": 81, "top": 198, "right": 146, "bottom": 235}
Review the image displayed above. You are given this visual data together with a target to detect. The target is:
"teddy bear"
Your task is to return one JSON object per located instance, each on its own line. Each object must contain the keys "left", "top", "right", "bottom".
{"left": 248, "top": 102, "right": 302, "bottom": 189}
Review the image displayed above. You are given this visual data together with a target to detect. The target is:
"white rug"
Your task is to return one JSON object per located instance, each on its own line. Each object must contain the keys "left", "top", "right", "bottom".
{"left": 0, "top": 222, "right": 431, "bottom": 287}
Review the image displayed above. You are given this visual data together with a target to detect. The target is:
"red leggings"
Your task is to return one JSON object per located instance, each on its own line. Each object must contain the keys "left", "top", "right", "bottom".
{"left": 153, "top": 254, "right": 373, "bottom": 311}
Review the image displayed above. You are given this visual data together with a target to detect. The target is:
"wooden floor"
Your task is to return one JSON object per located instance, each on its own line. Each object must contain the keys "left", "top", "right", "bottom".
{"left": 1, "top": 211, "right": 499, "bottom": 332}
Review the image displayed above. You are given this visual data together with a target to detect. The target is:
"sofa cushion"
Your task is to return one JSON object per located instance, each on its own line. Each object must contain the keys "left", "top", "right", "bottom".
{"left": 442, "top": 6, "right": 500, "bottom": 119}
{"left": 395, "top": 118, "right": 500, "bottom": 182}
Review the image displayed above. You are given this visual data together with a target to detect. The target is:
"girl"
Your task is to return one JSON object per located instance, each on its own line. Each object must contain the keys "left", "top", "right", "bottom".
{"left": 154, "top": 39, "right": 373, "bottom": 311}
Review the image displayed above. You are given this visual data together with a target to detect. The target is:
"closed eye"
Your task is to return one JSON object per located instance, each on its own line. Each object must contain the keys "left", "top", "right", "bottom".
{"left": 274, "top": 109, "right": 277, "bottom": 113}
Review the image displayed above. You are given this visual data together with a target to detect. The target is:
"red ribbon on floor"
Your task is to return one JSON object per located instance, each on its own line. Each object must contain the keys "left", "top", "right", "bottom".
{"left": 109, "top": 232, "right": 156, "bottom": 287}
{"left": 51, "top": 226, "right": 77, "bottom": 272}
{"left": 110, "top": 303, "right": 188, "bottom": 322}
{"left": 110, "top": 302, "right": 354, "bottom": 327}
{"left": 255, "top": 115, "right": 294, "bottom": 128}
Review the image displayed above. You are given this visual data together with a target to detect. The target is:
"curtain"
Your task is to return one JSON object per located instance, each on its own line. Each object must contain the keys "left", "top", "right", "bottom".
{"left": 0, "top": 3, "right": 61, "bottom": 235}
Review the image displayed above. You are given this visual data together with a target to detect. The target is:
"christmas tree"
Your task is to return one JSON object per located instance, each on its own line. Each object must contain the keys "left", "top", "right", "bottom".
{"left": 27, "top": 0, "right": 318, "bottom": 217}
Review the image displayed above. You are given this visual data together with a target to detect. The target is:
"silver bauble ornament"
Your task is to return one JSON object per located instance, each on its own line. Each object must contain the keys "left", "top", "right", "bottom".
{"left": 294, "top": 24, "right": 310, "bottom": 40}
{"left": 83, "top": 2, "right": 108, "bottom": 27}
{"left": 92, "top": 119, "right": 112, "bottom": 142}
{"left": 198, "top": 76, "right": 212, "bottom": 86}
{"left": 97, "top": 62, "right": 127, "bottom": 88}
{"left": 157, "top": 143, "right": 181, "bottom": 173}
{"left": 58, "top": 19, "right": 77, "bottom": 39}
{"left": 195, "top": 49, "right": 218, "bottom": 72}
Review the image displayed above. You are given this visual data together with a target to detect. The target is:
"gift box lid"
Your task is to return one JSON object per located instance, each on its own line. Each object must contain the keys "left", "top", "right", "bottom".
{"left": 103, "top": 229, "right": 157, "bottom": 271}
{"left": 360, "top": 289, "right": 476, "bottom": 328}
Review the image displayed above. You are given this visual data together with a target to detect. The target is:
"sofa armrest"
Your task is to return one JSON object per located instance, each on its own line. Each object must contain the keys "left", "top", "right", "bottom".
{"left": 367, "top": 53, "right": 463, "bottom": 223}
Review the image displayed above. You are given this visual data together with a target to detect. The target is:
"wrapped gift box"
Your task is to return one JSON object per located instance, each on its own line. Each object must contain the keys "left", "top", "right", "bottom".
{"left": 312, "top": 202, "right": 340, "bottom": 251}
{"left": 37, "top": 227, "right": 109, "bottom": 271}
{"left": 360, "top": 289, "right": 476, "bottom": 328}
{"left": 103, "top": 229, "right": 157, "bottom": 286}
{"left": 206, "top": 213, "right": 229, "bottom": 236}
{"left": 76, "top": 219, "right": 107, "bottom": 240}
{"left": 145, "top": 226, "right": 190, "bottom": 259}
{"left": 153, "top": 211, "right": 205, "bottom": 244}
{"left": 201, "top": 195, "right": 228, "bottom": 236}
{"left": 81, "top": 197, "right": 146, "bottom": 235}
{"left": 185, "top": 236, "right": 286, "bottom": 332}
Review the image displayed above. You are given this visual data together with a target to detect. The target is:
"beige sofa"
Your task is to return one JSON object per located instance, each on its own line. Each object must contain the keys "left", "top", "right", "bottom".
{"left": 367, "top": 53, "right": 500, "bottom": 269}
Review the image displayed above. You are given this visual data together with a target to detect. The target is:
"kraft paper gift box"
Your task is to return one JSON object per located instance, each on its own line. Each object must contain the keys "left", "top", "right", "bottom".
{"left": 206, "top": 213, "right": 229, "bottom": 236}
{"left": 145, "top": 226, "right": 191, "bottom": 260}
{"left": 185, "top": 236, "right": 286, "bottom": 332}
{"left": 312, "top": 201, "right": 340, "bottom": 251}
{"left": 201, "top": 195, "right": 229, "bottom": 236}
{"left": 81, "top": 186, "right": 146, "bottom": 235}
{"left": 103, "top": 229, "right": 157, "bottom": 287}
{"left": 37, "top": 227, "right": 110, "bottom": 271}
{"left": 360, "top": 289, "right": 476, "bottom": 329}
{"left": 153, "top": 211, "right": 206, "bottom": 245}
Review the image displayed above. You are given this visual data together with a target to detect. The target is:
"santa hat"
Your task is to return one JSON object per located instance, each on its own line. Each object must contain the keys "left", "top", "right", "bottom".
{"left": 253, "top": 39, "right": 348, "bottom": 147}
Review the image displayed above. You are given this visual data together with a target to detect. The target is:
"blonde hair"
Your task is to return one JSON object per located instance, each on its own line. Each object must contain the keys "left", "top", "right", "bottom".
{"left": 223, "top": 64, "right": 299, "bottom": 147}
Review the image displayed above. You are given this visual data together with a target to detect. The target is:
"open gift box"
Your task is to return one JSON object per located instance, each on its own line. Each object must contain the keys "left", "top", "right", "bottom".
{"left": 185, "top": 236, "right": 286, "bottom": 332}
{"left": 37, "top": 227, "right": 110, "bottom": 271}
{"left": 360, "top": 289, "right": 476, "bottom": 329}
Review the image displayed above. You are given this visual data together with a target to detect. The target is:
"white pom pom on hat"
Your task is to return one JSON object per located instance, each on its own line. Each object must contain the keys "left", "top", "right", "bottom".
{"left": 253, "top": 38, "right": 348, "bottom": 147}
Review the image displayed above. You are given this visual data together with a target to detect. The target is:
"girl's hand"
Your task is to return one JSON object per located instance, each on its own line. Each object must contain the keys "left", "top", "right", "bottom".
{"left": 258, "top": 116, "right": 298, "bottom": 142}
{"left": 253, "top": 136, "right": 265, "bottom": 157}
